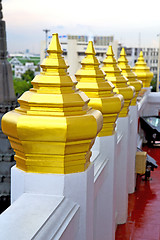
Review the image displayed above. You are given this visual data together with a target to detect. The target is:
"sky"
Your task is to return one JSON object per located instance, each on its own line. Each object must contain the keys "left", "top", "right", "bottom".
{"left": 2, "top": 0, "right": 160, "bottom": 54}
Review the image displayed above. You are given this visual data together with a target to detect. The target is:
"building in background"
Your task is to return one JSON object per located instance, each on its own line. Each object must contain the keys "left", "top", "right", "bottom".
{"left": 40, "top": 34, "right": 117, "bottom": 77}
{"left": 118, "top": 46, "right": 159, "bottom": 76}
{"left": 9, "top": 54, "right": 40, "bottom": 78}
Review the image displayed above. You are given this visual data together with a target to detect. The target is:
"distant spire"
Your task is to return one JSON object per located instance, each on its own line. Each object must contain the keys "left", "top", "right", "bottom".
{"left": 0, "top": 0, "right": 6, "bottom": 59}
{"left": 0, "top": 0, "right": 3, "bottom": 20}
{"left": 0, "top": 0, "right": 16, "bottom": 102}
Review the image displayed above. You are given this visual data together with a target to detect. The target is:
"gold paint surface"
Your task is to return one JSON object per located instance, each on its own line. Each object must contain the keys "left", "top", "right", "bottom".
{"left": 75, "top": 41, "right": 124, "bottom": 136}
{"left": 2, "top": 34, "right": 103, "bottom": 174}
{"left": 101, "top": 46, "right": 135, "bottom": 117}
{"left": 132, "top": 51, "right": 153, "bottom": 88}
{"left": 118, "top": 48, "right": 143, "bottom": 106}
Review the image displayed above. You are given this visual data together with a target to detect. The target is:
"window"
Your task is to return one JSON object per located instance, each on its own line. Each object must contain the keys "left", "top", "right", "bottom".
{"left": 77, "top": 52, "right": 85, "bottom": 56}
{"left": 126, "top": 48, "right": 132, "bottom": 56}
{"left": 135, "top": 48, "right": 137, "bottom": 56}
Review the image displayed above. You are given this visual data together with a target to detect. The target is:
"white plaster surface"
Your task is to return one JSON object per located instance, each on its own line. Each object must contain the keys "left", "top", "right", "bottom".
{"left": 0, "top": 193, "right": 79, "bottom": 240}
{"left": 144, "top": 92, "right": 160, "bottom": 116}
{"left": 1, "top": 91, "right": 158, "bottom": 240}
{"left": 128, "top": 105, "right": 138, "bottom": 194}
{"left": 11, "top": 164, "right": 94, "bottom": 240}
{"left": 93, "top": 134, "right": 117, "bottom": 240}
{"left": 137, "top": 88, "right": 150, "bottom": 116}
{"left": 115, "top": 117, "right": 129, "bottom": 224}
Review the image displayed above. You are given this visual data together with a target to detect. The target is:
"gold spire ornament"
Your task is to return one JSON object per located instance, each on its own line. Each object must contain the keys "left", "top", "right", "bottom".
{"left": 118, "top": 48, "right": 143, "bottom": 106}
{"left": 2, "top": 34, "right": 103, "bottom": 174}
{"left": 101, "top": 46, "right": 135, "bottom": 117}
{"left": 132, "top": 51, "right": 153, "bottom": 88}
{"left": 75, "top": 41, "right": 124, "bottom": 136}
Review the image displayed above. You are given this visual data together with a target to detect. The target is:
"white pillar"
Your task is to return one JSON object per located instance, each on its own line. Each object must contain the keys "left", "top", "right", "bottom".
{"left": 128, "top": 105, "right": 138, "bottom": 193}
{"left": 91, "top": 134, "right": 117, "bottom": 240}
{"left": 11, "top": 165, "right": 94, "bottom": 240}
{"left": 115, "top": 116, "right": 129, "bottom": 224}
{"left": 67, "top": 39, "right": 79, "bottom": 77}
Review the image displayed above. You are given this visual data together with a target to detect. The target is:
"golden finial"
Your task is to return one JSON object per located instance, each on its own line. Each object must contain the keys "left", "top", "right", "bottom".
{"left": 85, "top": 41, "right": 96, "bottom": 55}
{"left": 47, "top": 33, "right": 63, "bottom": 53}
{"left": 118, "top": 48, "right": 143, "bottom": 105}
{"left": 2, "top": 34, "right": 103, "bottom": 174}
{"left": 139, "top": 51, "right": 143, "bottom": 58}
{"left": 132, "top": 51, "right": 153, "bottom": 88}
{"left": 102, "top": 46, "right": 135, "bottom": 117}
{"left": 75, "top": 41, "right": 124, "bottom": 136}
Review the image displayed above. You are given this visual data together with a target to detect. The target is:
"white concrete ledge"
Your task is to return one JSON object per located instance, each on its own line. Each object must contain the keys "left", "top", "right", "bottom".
{"left": 0, "top": 193, "right": 79, "bottom": 240}
{"left": 137, "top": 89, "right": 149, "bottom": 112}
{"left": 116, "top": 130, "right": 123, "bottom": 144}
{"left": 93, "top": 155, "right": 109, "bottom": 183}
{"left": 91, "top": 148, "right": 109, "bottom": 183}
{"left": 147, "top": 92, "right": 160, "bottom": 103}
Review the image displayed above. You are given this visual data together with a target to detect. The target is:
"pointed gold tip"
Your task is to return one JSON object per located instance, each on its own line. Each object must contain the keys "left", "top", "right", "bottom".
{"left": 107, "top": 46, "right": 114, "bottom": 56}
{"left": 120, "top": 48, "right": 126, "bottom": 56}
{"left": 139, "top": 51, "right": 143, "bottom": 57}
{"left": 85, "top": 41, "right": 96, "bottom": 55}
{"left": 47, "top": 33, "right": 63, "bottom": 53}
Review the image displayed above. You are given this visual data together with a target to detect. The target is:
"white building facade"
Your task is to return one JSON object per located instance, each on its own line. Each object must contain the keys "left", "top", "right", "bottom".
{"left": 14, "top": 62, "right": 37, "bottom": 78}
{"left": 9, "top": 55, "right": 40, "bottom": 78}
{"left": 118, "top": 47, "right": 159, "bottom": 75}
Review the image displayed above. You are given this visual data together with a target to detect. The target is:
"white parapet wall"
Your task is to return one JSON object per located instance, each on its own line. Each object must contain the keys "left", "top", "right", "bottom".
{"left": 128, "top": 105, "right": 138, "bottom": 194}
{"left": 0, "top": 193, "right": 80, "bottom": 240}
{"left": 0, "top": 94, "right": 153, "bottom": 240}
{"left": 137, "top": 90, "right": 160, "bottom": 147}
{"left": 11, "top": 164, "right": 94, "bottom": 240}
{"left": 143, "top": 92, "right": 160, "bottom": 116}
{"left": 91, "top": 134, "right": 117, "bottom": 240}
{"left": 115, "top": 116, "right": 129, "bottom": 225}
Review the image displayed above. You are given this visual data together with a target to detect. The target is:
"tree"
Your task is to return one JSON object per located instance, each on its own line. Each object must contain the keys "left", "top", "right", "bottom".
{"left": 150, "top": 74, "right": 157, "bottom": 92}
{"left": 13, "top": 69, "right": 35, "bottom": 97}
{"left": 21, "top": 69, "right": 35, "bottom": 82}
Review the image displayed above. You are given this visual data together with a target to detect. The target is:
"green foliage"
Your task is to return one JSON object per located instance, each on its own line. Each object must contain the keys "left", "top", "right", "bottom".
{"left": 21, "top": 69, "right": 35, "bottom": 82}
{"left": 13, "top": 78, "right": 32, "bottom": 97}
{"left": 35, "top": 65, "right": 40, "bottom": 72}
{"left": 13, "top": 69, "right": 34, "bottom": 97}
{"left": 150, "top": 74, "right": 157, "bottom": 92}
